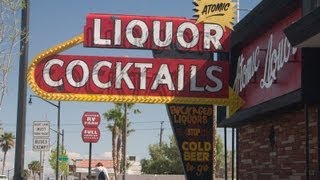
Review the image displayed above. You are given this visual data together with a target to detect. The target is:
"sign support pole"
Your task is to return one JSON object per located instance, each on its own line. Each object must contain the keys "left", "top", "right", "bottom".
{"left": 88, "top": 142, "right": 92, "bottom": 179}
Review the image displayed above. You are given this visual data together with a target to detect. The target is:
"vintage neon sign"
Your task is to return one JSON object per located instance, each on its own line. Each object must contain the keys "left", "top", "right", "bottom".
{"left": 167, "top": 104, "right": 214, "bottom": 179}
{"left": 83, "top": 14, "right": 231, "bottom": 52}
{"left": 29, "top": 53, "right": 229, "bottom": 103}
{"left": 233, "top": 35, "right": 297, "bottom": 93}
{"left": 39, "top": 55, "right": 227, "bottom": 96}
{"left": 260, "top": 34, "right": 297, "bottom": 89}
{"left": 232, "top": 9, "right": 301, "bottom": 109}
{"left": 193, "top": 0, "right": 236, "bottom": 30}
{"left": 27, "top": 34, "right": 242, "bottom": 114}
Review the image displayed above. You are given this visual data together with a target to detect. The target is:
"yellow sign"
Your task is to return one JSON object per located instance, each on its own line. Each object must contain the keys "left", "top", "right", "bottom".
{"left": 193, "top": 0, "right": 237, "bottom": 30}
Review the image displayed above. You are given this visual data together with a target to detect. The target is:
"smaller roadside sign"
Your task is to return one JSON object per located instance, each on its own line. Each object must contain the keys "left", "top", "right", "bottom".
{"left": 81, "top": 127, "right": 100, "bottom": 143}
{"left": 33, "top": 138, "right": 50, "bottom": 151}
{"left": 33, "top": 121, "right": 50, "bottom": 137}
{"left": 59, "top": 156, "right": 69, "bottom": 162}
{"left": 82, "top": 112, "right": 101, "bottom": 128}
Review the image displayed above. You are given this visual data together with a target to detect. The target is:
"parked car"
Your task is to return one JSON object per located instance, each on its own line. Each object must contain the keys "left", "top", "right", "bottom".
{"left": 0, "top": 175, "right": 8, "bottom": 180}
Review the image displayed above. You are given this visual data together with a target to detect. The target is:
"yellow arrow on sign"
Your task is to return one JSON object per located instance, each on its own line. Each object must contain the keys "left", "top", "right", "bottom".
{"left": 27, "top": 34, "right": 245, "bottom": 117}
{"left": 227, "top": 87, "right": 245, "bottom": 117}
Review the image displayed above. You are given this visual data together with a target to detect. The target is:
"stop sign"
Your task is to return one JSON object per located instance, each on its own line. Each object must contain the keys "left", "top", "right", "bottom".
{"left": 81, "top": 127, "right": 100, "bottom": 143}
{"left": 82, "top": 112, "right": 101, "bottom": 127}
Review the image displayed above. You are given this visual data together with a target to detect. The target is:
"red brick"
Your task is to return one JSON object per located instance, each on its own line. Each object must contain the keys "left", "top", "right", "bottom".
{"left": 237, "top": 106, "right": 318, "bottom": 179}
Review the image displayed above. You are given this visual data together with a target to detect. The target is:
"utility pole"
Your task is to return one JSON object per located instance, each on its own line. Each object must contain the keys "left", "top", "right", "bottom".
{"left": 159, "top": 121, "right": 164, "bottom": 146}
{"left": 14, "top": 0, "right": 29, "bottom": 179}
{"left": 62, "top": 129, "right": 64, "bottom": 149}
{"left": 40, "top": 151, "right": 43, "bottom": 180}
{"left": 122, "top": 104, "right": 127, "bottom": 180}
{"left": 56, "top": 101, "right": 61, "bottom": 180}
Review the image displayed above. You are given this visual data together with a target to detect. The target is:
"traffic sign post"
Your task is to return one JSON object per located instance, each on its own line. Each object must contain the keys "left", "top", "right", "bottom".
{"left": 82, "top": 112, "right": 101, "bottom": 127}
{"left": 33, "top": 121, "right": 50, "bottom": 151}
{"left": 82, "top": 128, "right": 100, "bottom": 143}
{"left": 33, "top": 121, "right": 50, "bottom": 137}
{"left": 81, "top": 112, "right": 101, "bottom": 179}
{"left": 59, "top": 156, "right": 69, "bottom": 162}
{"left": 33, "top": 138, "right": 50, "bottom": 151}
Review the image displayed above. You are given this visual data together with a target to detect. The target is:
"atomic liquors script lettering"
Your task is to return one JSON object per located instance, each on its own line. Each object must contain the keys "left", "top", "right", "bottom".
{"left": 233, "top": 34, "right": 297, "bottom": 93}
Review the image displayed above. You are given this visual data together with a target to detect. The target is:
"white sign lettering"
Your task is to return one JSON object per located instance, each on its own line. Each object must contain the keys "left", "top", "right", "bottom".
{"left": 92, "top": 18, "right": 224, "bottom": 50}
{"left": 33, "top": 121, "right": 50, "bottom": 137}
{"left": 260, "top": 34, "right": 297, "bottom": 88}
{"left": 233, "top": 34, "right": 297, "bottom": 93}
{"left": 43, "top": 60, "right": 224, "bottom": 93}
{"left": 33, "top": 138, "right": 50, "bottom": 151}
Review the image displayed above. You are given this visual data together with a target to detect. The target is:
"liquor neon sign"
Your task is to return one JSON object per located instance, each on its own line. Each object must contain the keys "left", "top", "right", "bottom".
{"left": 27, "top": 14, "right": 243, "bottom": 113}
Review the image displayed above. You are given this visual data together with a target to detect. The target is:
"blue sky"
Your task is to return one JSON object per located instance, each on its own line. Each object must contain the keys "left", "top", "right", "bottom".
{"left": 0, "top": 0, "right": 260, "bottom": 177}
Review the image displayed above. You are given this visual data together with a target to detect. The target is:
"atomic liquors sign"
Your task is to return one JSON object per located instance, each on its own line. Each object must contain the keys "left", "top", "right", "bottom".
{"left": 27, "top": 14, "right": 241, "bottom": 110}
{"left": 232, "top": 9, "right": 301, "bottom": 109}
{"left": 27, "top": 7, "right": 241, "bottom": 180}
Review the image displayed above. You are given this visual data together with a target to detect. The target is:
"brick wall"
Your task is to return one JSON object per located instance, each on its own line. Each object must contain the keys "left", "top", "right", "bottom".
{"left": 238, "top": 106, "right": 318, "bottom": 180}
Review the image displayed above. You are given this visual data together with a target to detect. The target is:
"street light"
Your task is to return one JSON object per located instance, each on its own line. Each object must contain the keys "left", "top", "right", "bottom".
{"left": 28, "top": 94, "right": 61, "bottom": 180}
{"left": 7, "top": 168, "right": 14, "bottom": 179}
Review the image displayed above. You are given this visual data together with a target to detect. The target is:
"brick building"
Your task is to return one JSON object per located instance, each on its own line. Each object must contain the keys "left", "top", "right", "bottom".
{"left": 218, "top": 0, "right": 320, "bottom": 179}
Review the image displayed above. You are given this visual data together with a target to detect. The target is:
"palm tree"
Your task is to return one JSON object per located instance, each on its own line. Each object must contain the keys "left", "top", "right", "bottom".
{"left": 103, "top": 103, "right": 140, "bottom": 180}
{"left": 22, "top": 169, "right": 30, "bottom": 180}
{"left": 104, "top": 106, "right": 122, "bottom": 179}
{"left": 28, "top": 160, "right": 41, "bottom": 180}
{"left": 0, "top": 132, "right": 15, "bottom": 174}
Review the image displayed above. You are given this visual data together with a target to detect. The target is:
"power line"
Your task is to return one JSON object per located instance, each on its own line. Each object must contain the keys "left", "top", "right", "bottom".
{"left": 61, "top": 127, "right": 172, "bottom": 134}
{"left": 2, "top": 120, "right": 171, "bottom": 127}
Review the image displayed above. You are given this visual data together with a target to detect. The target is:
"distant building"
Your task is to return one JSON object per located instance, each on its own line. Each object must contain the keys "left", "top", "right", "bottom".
{"left": 71, "top": 157, "right": 141, "bottom": 179}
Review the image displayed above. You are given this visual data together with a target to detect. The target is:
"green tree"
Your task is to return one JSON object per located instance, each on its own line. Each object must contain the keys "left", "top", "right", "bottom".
{"left": 22, "top": 169, "right": 30, "bottom": 180}
{"left": 141, "top": 134, "right": 224, "bottom": 176}
{"left": 140, "top": 135, "right": 184, "bottom": 174}
{"left": 103, "top": 103, "right": 140, "bottom": 180}
{"left": 28, "top": 160, "right": 41, "bottom": 180}
{"left": 215, "top": 134, "right": 225, "bottom": 177}
{"left": 0, "top": 0, "right": 24, "bottom": 108}
{"left": 0, "top": 132, "right": 15, "bottom": 174}
{"left": 48, "top": 145, "right": 69, "bottom": 178}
